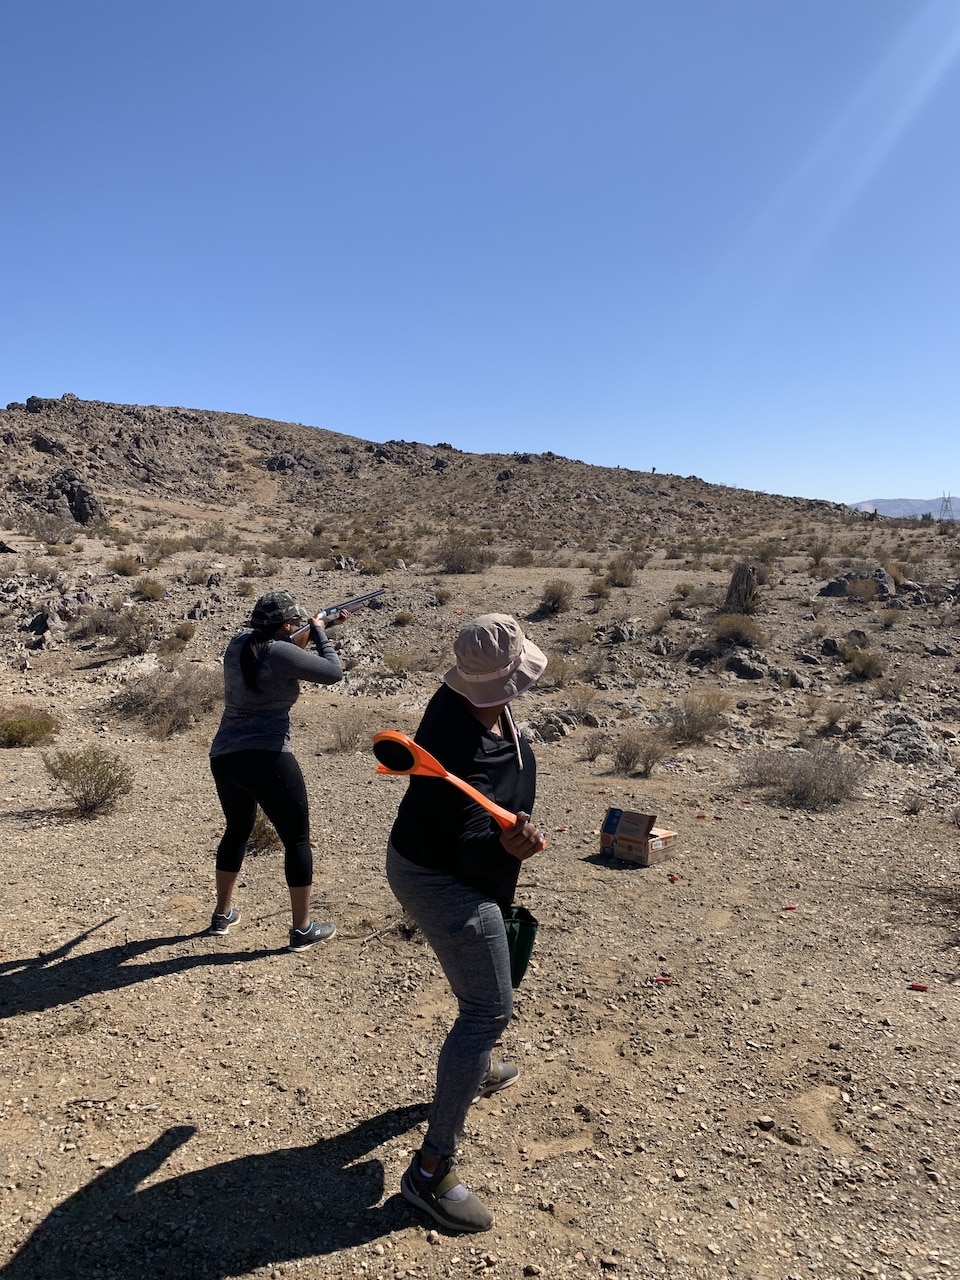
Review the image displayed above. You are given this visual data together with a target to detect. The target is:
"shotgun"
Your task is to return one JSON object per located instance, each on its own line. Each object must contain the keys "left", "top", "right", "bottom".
{"left": 289, "top": 588, "right": 386, "bottom": 647}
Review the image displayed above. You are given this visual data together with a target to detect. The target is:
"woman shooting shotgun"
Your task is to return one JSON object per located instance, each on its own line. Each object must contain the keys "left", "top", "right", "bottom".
{"left": 207, "top": 590, "right": 356, "bottom": 951}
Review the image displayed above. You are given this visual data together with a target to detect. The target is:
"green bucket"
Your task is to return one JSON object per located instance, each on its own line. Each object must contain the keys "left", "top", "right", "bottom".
{"left": 501, "top": 904, "right": 539, "bottom": 988}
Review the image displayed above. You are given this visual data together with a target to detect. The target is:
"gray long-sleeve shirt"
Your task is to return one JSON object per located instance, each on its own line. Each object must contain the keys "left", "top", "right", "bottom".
{"left": 209, "top": 629, "right": 343, "bottom": 756}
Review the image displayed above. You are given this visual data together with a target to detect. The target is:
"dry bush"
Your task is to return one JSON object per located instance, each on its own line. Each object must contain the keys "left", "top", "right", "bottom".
{"left": 236, "top": 579, "right": 255, "bottom": 598}
{"left": 739, "top": 745, "right": 868, "bottom": 810}
{"left": 0, "top": 704, "right": 58, "bottom": 748}
{"left": 383, "top": 651, "right": 412, "bottom": 675}
{"left": 605, "top": 555, "right": 635, "bottom": 588}
{"left": 876, "top": 668, "right": 911, "bottom": 701}
{"left": 714, "top": 613, "right": 766, "bottom": 648}
{"left": 878, "top": 607, "right": 901, "bottom": 630}
{"left": 110, "top": 606, "right": 157, "bottom": 656}
{"left": 847, "top": 577, "right": 879, "bottom": 602}
{"left": 393, "top": 611, "right": 415, "bottom": 627}
{"left": 540, "top": 579, "right": 575, "bottom": 614}
{"left": 588, "top": 577, "right": 611, "bottom": 600}
{"left": 542, "top": 654, "right": 576, "bottom": 689}
{"left": 565, "top": 684, "right": 598, "bottom": 719}
{"left": 431, "top": 584, "right": 452, "bottom": 605}
{"left": 330, "top": 705, "right": 376, "bottom": 752}
{"left": 246, "top": 809, "right": 282, "bottom": 856}
{"left": 134, "top": 576, "right": 166, "bottom": 601}
{"left": 580, "top": 730, "right": 612, "bottom": 762}
{"left": 42, "top": 745, "right": 134, "bottom": 816}
{"left": 109, "top": 666, "right": 222, "bottom": 737}
{"left": 722, "top": 563, "right": 760, "bottom": 615}
{"left": 841, "top": 645, "right": 885, "bottom": 681}
{"left": 556, "top": 622, "right": 594, "bottom": 654}
{"left": 649, "top": 607, "right": 670, "bottom": 634}
{"left": 107, "top": 554, "right": 140, "bottom": 577}
{"left": 613, "top": 727, "right": 670, "bottom": 777}
{"left": 506, "top": 548, "right": 535, "bottom": 568}
{"left": 664, "top": 691, "right": 729, "bottom": 744}
{"left": 436, "top": 534, "right": 497, "bottom": 575}
{"left": 809, "top": 543, "right": 830, "bottom": 566}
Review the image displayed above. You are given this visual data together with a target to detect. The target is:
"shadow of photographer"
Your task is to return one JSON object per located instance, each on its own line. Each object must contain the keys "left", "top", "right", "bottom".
{"left": 0, "top": 1104, "right": 429, "bottom": 1278}
{"left": 0, "top": 917, "right": 276, "bottom": 1019}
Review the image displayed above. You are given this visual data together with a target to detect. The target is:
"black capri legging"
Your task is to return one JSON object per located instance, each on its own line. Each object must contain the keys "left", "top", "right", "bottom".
{"left": 209, "top": 750, "right": 312, "bottom": 887}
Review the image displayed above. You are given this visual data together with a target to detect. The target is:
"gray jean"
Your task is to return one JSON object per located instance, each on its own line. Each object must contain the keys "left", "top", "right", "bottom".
{"left": 386, "top": 842, "right": 514, "bottom": 1162}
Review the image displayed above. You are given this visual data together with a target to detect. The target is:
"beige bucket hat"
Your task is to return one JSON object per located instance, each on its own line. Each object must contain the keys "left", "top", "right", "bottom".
{"left": 443, "top": 614, "right": 547, "bottom": 708}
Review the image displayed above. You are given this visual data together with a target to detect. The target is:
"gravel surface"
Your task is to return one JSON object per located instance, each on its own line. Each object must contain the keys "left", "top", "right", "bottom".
{"left": 1, "top": 467, "right": 959, "bottom": 1278}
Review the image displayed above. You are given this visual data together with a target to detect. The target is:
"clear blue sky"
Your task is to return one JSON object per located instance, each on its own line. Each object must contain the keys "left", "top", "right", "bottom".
{"left": 3, "top": 1, "right": 958, "bottom": 505}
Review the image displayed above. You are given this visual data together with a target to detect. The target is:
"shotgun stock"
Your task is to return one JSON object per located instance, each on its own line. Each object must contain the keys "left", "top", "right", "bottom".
{"left": 290, "top": 588, "right": 386, "bottom": 647}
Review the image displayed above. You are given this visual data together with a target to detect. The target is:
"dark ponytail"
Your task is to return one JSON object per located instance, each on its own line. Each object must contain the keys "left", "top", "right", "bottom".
{"left": 239, "top": 628, "right": 275, "bottom": 692}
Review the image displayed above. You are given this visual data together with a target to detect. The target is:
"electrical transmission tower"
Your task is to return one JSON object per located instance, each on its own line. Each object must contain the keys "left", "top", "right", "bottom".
{"left": 939, "top": 492, "right": 955, "bottom": 522}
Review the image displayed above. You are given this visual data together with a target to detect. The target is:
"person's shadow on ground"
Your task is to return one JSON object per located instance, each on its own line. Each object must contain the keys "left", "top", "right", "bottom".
{"left": 0, "top": 1105, "right": 429, "bottom": 1279}
{"left": 0, "top": 917, "right": 276, "bottom": 1019}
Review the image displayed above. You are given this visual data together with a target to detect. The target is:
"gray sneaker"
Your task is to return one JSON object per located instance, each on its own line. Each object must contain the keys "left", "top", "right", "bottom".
{"left": 400, "top": 1154, "right": 493, "bottom": 1233}
{"left": 288, "top": 920, "right": 336, "bottom": 952}
{"left": 208, "top": 908, "right": 240, "bottom": 936}
{"left": 474, "top": 1060, "right": 519, "bottom": 1102}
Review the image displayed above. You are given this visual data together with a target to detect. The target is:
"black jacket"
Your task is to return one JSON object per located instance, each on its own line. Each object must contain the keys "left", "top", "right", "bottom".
{"left": 388, "top": 684, "right": 537, "bottom": 907}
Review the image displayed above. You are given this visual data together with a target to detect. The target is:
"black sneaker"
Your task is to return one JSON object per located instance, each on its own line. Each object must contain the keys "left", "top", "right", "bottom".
{"left": 474, "top": 1060, "right": 519, "bottom": 1102}
{"left": 208, "top": 907, "right": 240, "bottom": 936}
{"left": 400, "top": 1154, "right": 493, "bottom": 1233}
{"left": 288, "top": 920, "right": 336, "bottom": 952}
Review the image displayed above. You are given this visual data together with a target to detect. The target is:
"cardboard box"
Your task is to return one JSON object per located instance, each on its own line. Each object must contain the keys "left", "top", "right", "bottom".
{"left": 600, "top": 808, "right": 679, "bottom": 866}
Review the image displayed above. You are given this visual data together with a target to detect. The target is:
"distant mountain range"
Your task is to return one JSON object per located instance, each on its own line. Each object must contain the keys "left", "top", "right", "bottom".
{"left": 850, "top": 497, "right": 957, "bottom": 519}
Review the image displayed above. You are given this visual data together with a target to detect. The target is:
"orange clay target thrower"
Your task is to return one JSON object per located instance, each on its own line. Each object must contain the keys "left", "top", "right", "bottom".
{"left": 372, "top": 730, "right": 546, "bottom": 850}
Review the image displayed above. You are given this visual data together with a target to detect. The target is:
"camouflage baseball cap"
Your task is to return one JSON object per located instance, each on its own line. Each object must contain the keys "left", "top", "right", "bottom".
{"left": 249, "top": 591, "right": 309, "bottom": 630}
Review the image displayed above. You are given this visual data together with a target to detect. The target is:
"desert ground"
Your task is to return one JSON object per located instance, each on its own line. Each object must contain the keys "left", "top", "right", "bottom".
{"left": 0, "top": 396, "right": 958, "bottom": 1279}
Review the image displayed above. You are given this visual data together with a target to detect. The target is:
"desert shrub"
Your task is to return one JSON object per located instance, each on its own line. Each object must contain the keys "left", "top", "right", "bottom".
{"left": 876, "top": 668, "right": 911, "bottom": 701}
{"left": 432, "top": 584, "right": 452, "bottom": 606}
{"left": 506, "top": 548, "right": 535, "bottom": 567}
{"left": 69, "top": 606, "right": 118, "bottom": 640}
{"left": 330, "top": 706, "right": 375, "bottom": 752}
{"left": 676, "top": 582, "right": 695, "bottom": 599}
{"left": 185, "top": 562, "right": 211, "bottom": 587}
{"left": 566, "top": 684, "right": 598, "bottom": 719}
{"left": 664, "top": 691, "right": 729, "bottom": 744}
{"left": 111, "top": 606, "right": 156, "bottom": 656}
{"left": 541, "top": 654, "right": 575, "bottom": 689}
{"left": 714, "top": 613, "right": 766, "bottom": 648}
{"left": 841, "top": 645, "right": 884, "bottom": 681}
{"left": 383, "top": 651, "right": 412, "bottom": 675}
{"left": 236, "top": 579, "right": 255, "bottom": 598}
{"left": 588, "top": 576, "right": 611, "bottom": 600}
{"left": 246, "top": 809, "right": 282, "bottom": 856}
{"left": 42, "top": 745, "right": 134, "bottom": 816}
{"left": 847, "top": 577, "right": 879, "bottom": 602}
{"left": 134, "top": 575, "right": 165, "bottom": 601}
{"left": 739, "top": 745, "right": 868, "bottom": 810}
{"left": 174, "top": 622, "right": 196, "bottom": 642}
{"left": 556, "top": 622, "right": 594, "bottom": 654}
{"left": 393, "top": 611, "right": 415, "bottom": 627}
{"left": 649, "top": 607, "right": 670, "bottom": 634}
{"left": 0, "top": 704, "right": 58, "bottom": 747}
{"left": 580, "top": 730, "right": 612, "bottom": 762}
{"left": 436, "top": 534, "right": 497, "bottom": 575}
{"left": 537, "top": 579, "right": 572, "bottom": 614}
{"left": 109, "top": 665, "right": 222, "bottom": 737}
{"left": 809, "top": 543, "right": 830, "bottom": 566}
{"left": 722, "top": 563, "right": 760, "bottom": 615}
{"left": 613, "top": 728, "right": 670, "bottom": 777}
{"left": 107, "top": 554, "right": 140, "bottom": 577}
{"left": 605, "top": 556, "right": 635, "bottom": 588}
